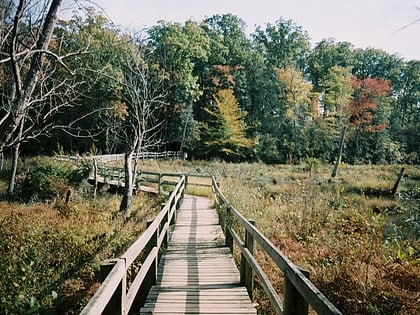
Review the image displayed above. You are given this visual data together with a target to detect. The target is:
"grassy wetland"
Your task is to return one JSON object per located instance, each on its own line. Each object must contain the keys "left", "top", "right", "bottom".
{"left": 0, "top": 157, "right": 419, "bottom": 314}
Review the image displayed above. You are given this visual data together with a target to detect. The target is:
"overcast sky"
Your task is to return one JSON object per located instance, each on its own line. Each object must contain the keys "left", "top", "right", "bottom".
{"left": 64, "top": 0, "right": 420, "bottom": 60}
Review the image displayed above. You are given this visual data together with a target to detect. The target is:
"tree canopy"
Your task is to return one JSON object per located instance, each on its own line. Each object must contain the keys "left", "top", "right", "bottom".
{"left": 1, "top": 4, "right": 418, "bottom": 166}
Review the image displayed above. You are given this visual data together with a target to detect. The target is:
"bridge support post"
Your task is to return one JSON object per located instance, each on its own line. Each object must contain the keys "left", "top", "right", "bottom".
{"left": 100, "top": 259, "right": 126, "bottom": 315}
{"left": 284, "top": 266, "right": 310, "bottom": 315}
{"left": 158, "top": 173, "right": 162, "bottom": 194}
{"left": 241, "top": 220, "right": 255, "bottom": 299}
{"left": 225, "top": 206, "right": 233, "bottom": 253}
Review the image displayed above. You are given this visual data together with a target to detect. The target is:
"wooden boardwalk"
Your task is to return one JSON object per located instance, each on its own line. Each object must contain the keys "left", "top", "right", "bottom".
{"left": 140, "top": 195, "right": 257, "bottom": 314}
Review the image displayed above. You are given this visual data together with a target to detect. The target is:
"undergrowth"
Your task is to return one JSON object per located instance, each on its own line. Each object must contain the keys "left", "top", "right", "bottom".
{"left": 0, "top": 158, "right": 163, "bottom": 315}
{"left": 0, "top": 158, "right": 418, "bottom": 314}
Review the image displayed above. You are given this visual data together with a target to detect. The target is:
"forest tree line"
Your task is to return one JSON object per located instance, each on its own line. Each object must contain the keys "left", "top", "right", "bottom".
{"left": 1, "top": 2, "right": 419, "bottom": 169}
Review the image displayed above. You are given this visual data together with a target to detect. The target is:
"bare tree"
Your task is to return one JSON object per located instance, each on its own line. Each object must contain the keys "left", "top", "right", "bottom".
{"left": 108, "top": 42, "right": 167, "bottom": 216}
{"left": 0, "top": 0, "right": 90, "bottom": 195}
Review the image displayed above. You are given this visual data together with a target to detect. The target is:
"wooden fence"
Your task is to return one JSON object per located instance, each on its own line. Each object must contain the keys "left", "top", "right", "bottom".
{"left": 80, "top": 169, "right": 342, "bottom": 315}
{"left": 211, "top": 177, "right": 342, "bottom": 315}
{"left": 95, "top": 166, "right": 211, "bottom": 194}
{"left": 80, "top": 175, "right": 186, "bottom": 315}
{"left": 55, "top": 151, "right": 183, "bottom": 164}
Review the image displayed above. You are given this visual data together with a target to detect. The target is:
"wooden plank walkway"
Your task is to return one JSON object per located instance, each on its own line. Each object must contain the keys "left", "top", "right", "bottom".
{"left": 140, "top": 195, "right": 257, "bottom": 314}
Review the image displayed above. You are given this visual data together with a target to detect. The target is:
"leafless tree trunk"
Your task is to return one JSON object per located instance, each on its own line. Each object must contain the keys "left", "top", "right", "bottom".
{"left": 0, "top": 0, "right": 63, "bottom": 195}
{"left": 331, "top": 126, "right": 346, "bottom": 178}
{"left": 119, "top": 145, "right": 136, "bottom": 215}
{"left": 0, "top": 0, "right": 92, "bottom": 195}
{"left": 109, "top": 43, "right": 168, "bottom": 216}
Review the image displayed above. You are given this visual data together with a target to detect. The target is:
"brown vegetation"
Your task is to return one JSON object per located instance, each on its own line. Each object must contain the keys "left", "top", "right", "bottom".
{"left": 0, "top": 159, "right": 164, "bottom": 314}
{"left": 1, "top": 158, "right": 419, "bottom": 314}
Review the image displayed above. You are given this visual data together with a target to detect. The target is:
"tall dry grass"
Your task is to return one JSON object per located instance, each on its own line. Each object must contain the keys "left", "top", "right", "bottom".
{"left": 139, "top": 159, "right": 419, "bottom": 314}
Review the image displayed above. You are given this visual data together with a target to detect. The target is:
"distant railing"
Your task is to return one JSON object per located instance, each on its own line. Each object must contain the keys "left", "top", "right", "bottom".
{"left": 55, "top": 151, "right": 183, "bottom": 163}
{"left": 80, "top": 175, "right": 186, "bottom": 315}
{"left": 94, "top": 166, "right": 211, "bottom": 194}
{"left": 211, "top": 177, "right": 342, "bottom": 315}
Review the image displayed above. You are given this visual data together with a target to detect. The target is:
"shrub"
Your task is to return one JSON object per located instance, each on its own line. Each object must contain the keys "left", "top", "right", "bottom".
{"left": 15, "top": 160, "right": 90, "bottom": 202}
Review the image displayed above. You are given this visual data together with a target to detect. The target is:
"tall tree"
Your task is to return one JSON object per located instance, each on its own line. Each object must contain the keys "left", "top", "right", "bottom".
{"left": 253, "top": 18, "right": 311, "bottom": 71}
{"left": 112, "top": 42, "right": 167, "bottom": 215}
{"left": 148, "top": 20, "right": 209, "bottom": 150}
{"left": 54, "top": 9, "right": 132, "bottom": 154}
{"left": 202, "top": 89, "right": 253, "bottom": 161}
{"left": 348, "top": 76, "right": 391, "bottom": 162}
{"left": 389, "top": 60, "right": 420, "bottom": 163}
{"left": 323, "top": 66, "right": 353, "bottom": 177}
{"left": 277, "top": 66, "right": 313, "bottom": 163}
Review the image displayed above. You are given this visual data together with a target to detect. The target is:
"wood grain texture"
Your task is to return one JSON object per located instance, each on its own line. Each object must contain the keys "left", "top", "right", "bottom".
{"left": 140, "top": 195, "right": 256, "bottom": 314}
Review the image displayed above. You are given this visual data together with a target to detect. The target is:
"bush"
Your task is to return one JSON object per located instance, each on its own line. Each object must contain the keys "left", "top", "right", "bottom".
{"left": 15, "top": 160, "right": 90, "bottom": 202}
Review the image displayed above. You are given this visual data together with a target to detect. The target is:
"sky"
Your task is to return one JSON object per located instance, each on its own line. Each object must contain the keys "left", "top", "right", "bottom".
{"left": 63, "top": 0, "right": 420, "bottom": 60}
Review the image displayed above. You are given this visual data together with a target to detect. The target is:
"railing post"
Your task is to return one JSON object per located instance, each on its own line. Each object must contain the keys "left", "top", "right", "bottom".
{"left": 241, "top": 220, "right": 255, "bottom": 299}
{"left": 158, "top": 173, "right": 162, "bottom": 194}
{"left": 93, "top": 158, "right": 98, "bottom": 199}
{"left": 181, "top": 176, "right": 185, "bottom": 200}
{"left": 225, "top": 206, "right": 233, "bottom": 253}
{"left": 161, "top": 203, "right": 169, "bottom": 249}
{"left": 100, "top": 259, "right": 126, "bottom": 315}
{"left": 284, "top": 266, "right": 310, "bottom": 315}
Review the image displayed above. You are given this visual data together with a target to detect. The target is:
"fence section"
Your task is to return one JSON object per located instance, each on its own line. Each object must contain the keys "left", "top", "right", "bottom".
{"left": 80, "top": 176, "right": 185, "bottom": 315}
{"left": 211, "top": 177, "right": 342, "bottom": 315}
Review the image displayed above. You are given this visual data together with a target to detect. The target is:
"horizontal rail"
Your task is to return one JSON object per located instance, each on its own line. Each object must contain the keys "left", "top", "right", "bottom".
{"left": 212, "top": 177, "right": 342, "bottom": 315}
{"left": 56, "top": 151, "right": 183, "bottom": 163}
{"left": 94, "top": 165, "right": 212, "bottom": 193}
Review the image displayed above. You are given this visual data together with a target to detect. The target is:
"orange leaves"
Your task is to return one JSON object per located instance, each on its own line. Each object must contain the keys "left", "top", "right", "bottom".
{"left": 349, "top": 76, "right": 391, "bottom": 132}
{"left": 111, "top": 101, "right": 129, "bottom": 121}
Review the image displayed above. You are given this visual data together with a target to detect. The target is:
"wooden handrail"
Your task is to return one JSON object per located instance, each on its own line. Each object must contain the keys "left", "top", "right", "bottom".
{"left": 95, "top": 165, "right": 212, "bottom": 193}
{"left": 211, "top": 177, "right": 342, "bottom": 315}
{"left": 82, "top": 170, "right": 341, "bottom": 315}
{"left": 80, "top": 176, "right": 186, "bottom": 315}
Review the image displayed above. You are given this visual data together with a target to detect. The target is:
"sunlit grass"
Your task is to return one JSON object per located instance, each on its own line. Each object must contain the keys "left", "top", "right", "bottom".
{"left": 1, "top": 157, "right": 418, "bottom": 314}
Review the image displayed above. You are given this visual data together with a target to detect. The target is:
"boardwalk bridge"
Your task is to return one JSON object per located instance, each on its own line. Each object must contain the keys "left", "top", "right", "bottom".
{"left": 80, "top": 161, "right": 342, "bottom": 315}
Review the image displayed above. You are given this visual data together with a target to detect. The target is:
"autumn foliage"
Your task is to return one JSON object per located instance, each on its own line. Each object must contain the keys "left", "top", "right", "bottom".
{"left": 203, "top": 89, "right": 253, "bottom": 160}
{"left": 349, "top": 76, "right": 391, "bottom": 132}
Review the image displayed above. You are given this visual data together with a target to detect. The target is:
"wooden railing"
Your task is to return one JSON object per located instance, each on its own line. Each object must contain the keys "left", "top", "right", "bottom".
{"left": 211, "top": 177, "right": 342, "bottom": 315}
{"left": 55, "top": 151, "right": 183, "bottom": 163}
{"left": 92, "top": 151, "right": 183, "bottom": 162}
{"left": 80, "top": 175, "right": 186, "bottom": 315}
{"left": 96, "top": 166, "right": 210, "bottom": 194}
{"left": 81, "top": 169, "right": 341, "bottom": 315}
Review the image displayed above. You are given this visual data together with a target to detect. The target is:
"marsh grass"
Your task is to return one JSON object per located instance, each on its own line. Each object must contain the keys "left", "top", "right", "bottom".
{"left": 1, "top": 158, "right": 418, "bottom": 314}
{"left": 144, "top": 160, "right": 419, "bottom": 314}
